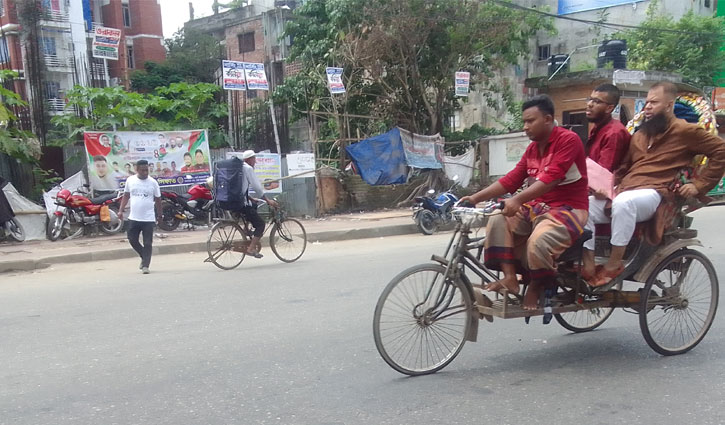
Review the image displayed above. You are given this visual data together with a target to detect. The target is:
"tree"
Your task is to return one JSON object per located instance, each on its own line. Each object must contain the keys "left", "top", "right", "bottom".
{"left": 276, "top": 0, "right": 551, "bottom": 136}
{"left": 130, "top": 29, "right": 225, "bottom": 91}
{"left": 0, "top": 70, "right": 39, "bottom": 163}
{"left": 617, "top": 1, "right": 725, "bottom": 87}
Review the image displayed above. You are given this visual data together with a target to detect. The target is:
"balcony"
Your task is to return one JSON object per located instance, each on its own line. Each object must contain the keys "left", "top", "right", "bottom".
{"left": 40, "top": 10, "right": 70, "bottom": 28}
{"left": 44, "top": 55, "right": 74, "bottom": 70}
{"left": 46, "top": 98, "right": 69, "bottom": 114}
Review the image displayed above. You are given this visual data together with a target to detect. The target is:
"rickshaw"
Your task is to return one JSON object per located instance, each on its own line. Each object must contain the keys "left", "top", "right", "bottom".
{"left": 372, "top": 90, "right": 721, "bottom": 376}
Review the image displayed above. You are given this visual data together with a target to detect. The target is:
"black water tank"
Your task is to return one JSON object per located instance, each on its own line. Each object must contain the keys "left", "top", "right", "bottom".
{"left": 548, "top": 54, "right": 569, "bottom": 76}
{"left": 597, "top": 39, "right": 628, "bottom": 69}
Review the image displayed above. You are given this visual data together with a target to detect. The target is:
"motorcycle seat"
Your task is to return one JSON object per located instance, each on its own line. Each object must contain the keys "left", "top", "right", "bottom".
{"left": 90, "top": 194, "right": 117, "bottom": 205}
{"left": 179, "top": 193, "right": 192, "bottom": 200}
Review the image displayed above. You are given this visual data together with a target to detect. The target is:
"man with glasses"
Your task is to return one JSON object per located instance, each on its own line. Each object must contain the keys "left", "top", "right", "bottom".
{"left": 585, "top": 84, "right": 630, "bottom": 172}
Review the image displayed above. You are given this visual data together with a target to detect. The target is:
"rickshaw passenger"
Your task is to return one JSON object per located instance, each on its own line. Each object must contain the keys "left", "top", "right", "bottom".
{"left": 585, "top": 83, "right": 631, "bottom": 173}
{"left": 583, "top": 82, "right": 725, "bottom": 287}
{"left": 459, "top": 95, "right": 589, "bottom": 310}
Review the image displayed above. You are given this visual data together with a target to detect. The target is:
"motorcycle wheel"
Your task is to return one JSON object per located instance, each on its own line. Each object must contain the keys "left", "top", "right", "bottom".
{"left": 416, "top": 210, "right": 438, "bottom": 235}
{"left": 158, "top": 200, "right": 181, "bottom": 232}
{"left": 100, "top": 205, "right": 124, "bottom": 234}
{"left": 5, "top": 217, "right": 25, "bottom": 242}
{"left": 48, "top": 214, "right": 66, "bottom": 241}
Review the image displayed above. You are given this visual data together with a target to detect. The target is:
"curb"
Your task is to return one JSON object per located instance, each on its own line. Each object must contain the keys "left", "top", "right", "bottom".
{"left": 0, "top": 223, "right": 427, "bottom": 274}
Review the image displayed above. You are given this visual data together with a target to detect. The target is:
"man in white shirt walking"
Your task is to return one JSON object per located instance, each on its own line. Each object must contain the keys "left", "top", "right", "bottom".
{"left": 117, "top": 160, "right": 162, "bottom": 274}
{"left": 241, "top": 150, "right": 278, "bottom": 258}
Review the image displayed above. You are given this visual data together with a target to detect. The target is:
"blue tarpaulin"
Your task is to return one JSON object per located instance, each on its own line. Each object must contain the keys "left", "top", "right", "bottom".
{"left": 346, "top": 128, "right": 408, "bottom": 185}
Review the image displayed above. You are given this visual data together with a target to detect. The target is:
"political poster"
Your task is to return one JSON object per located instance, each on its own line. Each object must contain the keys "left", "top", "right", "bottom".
{"left": 399, "top": 127, "right": 444, "bottom": 169}
{"left": 557, "top": 0, "right": 643, "bottom": 15}
{"left": 244, "top": 63, "right": 269, "bottom": 91}
{"left": 222, "top": 60, "right": 247, "bottom": 91}
{"left": 92, "top": 26, "right": 122, "bottom": 60}
{"left": 286, "top": 153, "right": 316, "bottom": 178}
{"left": 455, "top": 71, "right": 470, "bottom": 97}
{"left": 226, "top": 152, "right": 283, "bottom": 194}
{"left": 83, "top": 130, "right": 211, "bottom": 190}
{"left": 326, "top": 67, "right": 346, "bottom": 94}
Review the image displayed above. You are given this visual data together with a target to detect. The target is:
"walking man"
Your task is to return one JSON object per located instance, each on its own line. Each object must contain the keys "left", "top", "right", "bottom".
{"left": 118, "top": 160, "right": 161, "bottom": 274}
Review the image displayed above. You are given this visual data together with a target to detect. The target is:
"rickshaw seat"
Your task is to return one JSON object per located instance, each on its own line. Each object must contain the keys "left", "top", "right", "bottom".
{"left": 558, "top": 229, "right": 593, "bottom": 263}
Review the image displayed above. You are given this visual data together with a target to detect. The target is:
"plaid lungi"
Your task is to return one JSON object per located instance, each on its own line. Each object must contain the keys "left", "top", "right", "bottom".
{"left": 484, "top": 203, "right": 588, "bottom": 282}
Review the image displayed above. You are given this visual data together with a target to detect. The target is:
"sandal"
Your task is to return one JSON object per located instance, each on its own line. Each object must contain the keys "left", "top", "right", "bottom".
{"left": 589, "top": 264, "right": 624, "bottom": 287}
{"left": 246, "top": 251, "right": 264, "bottom": 259}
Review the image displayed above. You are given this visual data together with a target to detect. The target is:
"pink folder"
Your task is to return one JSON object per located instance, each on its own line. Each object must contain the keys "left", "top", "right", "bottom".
{"left": 586, "top": 157, "right": 615, "bottom": 200}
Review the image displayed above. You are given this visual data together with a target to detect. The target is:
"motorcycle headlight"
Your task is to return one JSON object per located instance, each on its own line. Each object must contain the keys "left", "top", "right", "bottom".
{"left": 55, "top": 197, "right": 66, "bottom": 206}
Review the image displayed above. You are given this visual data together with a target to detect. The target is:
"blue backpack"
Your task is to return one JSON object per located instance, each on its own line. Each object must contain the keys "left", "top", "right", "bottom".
{"left": 214, "top": 157, "right": 246, "bottom": 211}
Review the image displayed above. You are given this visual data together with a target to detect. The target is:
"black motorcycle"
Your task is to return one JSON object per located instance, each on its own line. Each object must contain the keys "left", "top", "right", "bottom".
{"left": 0, "top": 177, "right": 25, "bottom": 242}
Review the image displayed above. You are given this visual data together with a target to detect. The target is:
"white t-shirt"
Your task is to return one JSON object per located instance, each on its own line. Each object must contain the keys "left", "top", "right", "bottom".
{"left": 124, "top": 175, "right": 161, "bottom": 222}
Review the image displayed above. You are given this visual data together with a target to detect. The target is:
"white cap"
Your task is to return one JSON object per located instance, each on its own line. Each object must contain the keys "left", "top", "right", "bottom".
{"left": 242, "top": 149, "right": 256, "bottom": 160}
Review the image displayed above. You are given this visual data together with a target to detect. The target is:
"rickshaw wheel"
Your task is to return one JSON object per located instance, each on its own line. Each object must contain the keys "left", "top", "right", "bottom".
{"left": 639, "top": 249, "right": 718, "bottom": 356}
{"left": 554, "top": 281, "right": 622, "bottom": 333}
{"left": 373, "top": 264, "right": 473, "bottom": 376}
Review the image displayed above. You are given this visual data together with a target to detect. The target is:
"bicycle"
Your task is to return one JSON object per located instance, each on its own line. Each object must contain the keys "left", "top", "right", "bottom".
{"left": 204, "top": 200, "right": 308, "bottom": 270}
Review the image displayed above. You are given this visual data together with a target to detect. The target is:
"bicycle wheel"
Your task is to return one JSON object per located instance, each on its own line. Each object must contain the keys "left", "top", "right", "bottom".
{"left": 373, "top": 263, "right": 473, "bottom": 376}
{"left": 555, "top": 281, "right": 622, "bottom": 333}
{"left": 639, "top": 249, "right": 718, "bottom": 356}
{"left": 206, "top": 221, "right": 247, "bottom": 270}
{"left": 269, "top": 218, "right": 307, "bottom": 263}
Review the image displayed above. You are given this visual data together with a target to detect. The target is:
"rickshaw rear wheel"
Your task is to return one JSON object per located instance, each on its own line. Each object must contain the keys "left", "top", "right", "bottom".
{"left": 554, "top": 281, "right": 622, "bottom": 333}
{"left": 373, "top": 264, "right": 473, "bottom": 376}
{"left": 639, "top": 249, "right": 718, "bottom": 356}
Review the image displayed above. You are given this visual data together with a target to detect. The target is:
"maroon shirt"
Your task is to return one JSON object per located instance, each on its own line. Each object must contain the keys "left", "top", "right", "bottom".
{"left": 499, "top": 126, "right": 589, "bottom": 210}
{"left": 587, "top": 118, "right": 631, "bottom": 172}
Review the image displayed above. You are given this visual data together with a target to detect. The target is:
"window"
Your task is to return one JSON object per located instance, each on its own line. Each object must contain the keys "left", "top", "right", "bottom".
{"left": 0, "top": 38, "right": 9, "bottom": 64}
{"left": 705, "top": 0, "right": 711, "bottom": 7}
{"left": 44, "top": 81, "right": 60, "bottom": 99}
{"left": 126, "top": 45, "right": 135, "bottom": 69}
{"left": 537, "top": 44, "right": 550, "bottom": 61}
{"left": 238, "top": 32, "right": 255, "bottom": 54}
{"left": 122, "top": 4, "right": 131, "bottom": 27}
{"left": 0, "top": 0, "right": 5, "bottom": 17}
{"left": 41, "top": 37, "right": 57, "bottom": 56}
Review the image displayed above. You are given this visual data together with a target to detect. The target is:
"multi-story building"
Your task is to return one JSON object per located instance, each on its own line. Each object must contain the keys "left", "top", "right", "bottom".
{"left": 0, "top": 0, "right": 165, "bottom": 119}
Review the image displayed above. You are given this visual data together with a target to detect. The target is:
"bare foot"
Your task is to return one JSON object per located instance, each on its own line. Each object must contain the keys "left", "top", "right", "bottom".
{"left": 485, "top": 275, "right": 520, "bottom": 295}
{"left": 523, "top": 282, "right": 543, "bottom": 310}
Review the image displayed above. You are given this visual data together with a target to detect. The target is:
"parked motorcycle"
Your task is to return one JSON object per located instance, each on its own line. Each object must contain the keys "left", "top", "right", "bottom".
{"left": 0, "top": 177, "right": 25, "bottom": 242}
{"left": 48, "top": 184, "right": 123, "bottom": 241}
{"left": 158, "top": 182, "right": 219, "bottom": 231}
{"left": 412, "top": 175, "right": 459, "bottom": 235}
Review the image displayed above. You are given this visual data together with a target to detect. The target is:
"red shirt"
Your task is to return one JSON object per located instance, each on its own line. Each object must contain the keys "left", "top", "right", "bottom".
{"left": 499, "top": 126, "right": 589, "bottom": 210}
{"left": 587, "top": 118, "right": 631, "bottom": 172}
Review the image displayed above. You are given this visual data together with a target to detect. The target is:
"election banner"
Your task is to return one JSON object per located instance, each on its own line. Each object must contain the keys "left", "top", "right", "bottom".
{"left": 226, "top": 152, "right": 283, "bottom": 194}
{"left": 222, "top": 60, "right": 247, "bottom": 91}
{"left": 92, "top": 26, "right": 122, "bottom": 60}
{"left": 326, "top": 67, "right": 346, "bottom": 94}
{"left": 455, "top": 71, "right": 470, "bottom": 97}
{"left": 244, "top": 62, "right": 269, "bottom": 91}
{"left": 83, "top": 130, "right": 211, "bottom": 190}
{"left": 558, "top": 0, "right": 644, "bottom": 15}
{"left": 399, "top": 127, "right": 444, "bottom": 169}
{"left": 286, "top": 153, "right": 316, "bottom": 178}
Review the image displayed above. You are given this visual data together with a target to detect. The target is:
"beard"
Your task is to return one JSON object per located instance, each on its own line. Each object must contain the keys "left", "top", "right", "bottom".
{"left": 639, "top": 112, "right": 669, "bottom": 137}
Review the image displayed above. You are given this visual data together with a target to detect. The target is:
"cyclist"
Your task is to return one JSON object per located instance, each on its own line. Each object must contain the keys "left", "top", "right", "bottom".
{"left": 240, "top": 150, "right": 279, "bottom": 258}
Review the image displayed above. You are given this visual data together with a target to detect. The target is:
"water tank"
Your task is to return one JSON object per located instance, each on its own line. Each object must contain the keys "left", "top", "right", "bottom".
{"left": 597, "top": 39, "right": 628, "bottom": 69}
{"left": 548, "top": 54, "right": 569, "bottom": 76}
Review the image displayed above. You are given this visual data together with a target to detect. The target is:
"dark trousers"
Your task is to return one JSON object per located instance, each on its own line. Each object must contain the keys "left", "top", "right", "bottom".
{"left": 241, "top": 206, "right": 265, "bottom": 237}
{"left": 128, "top": 220, "right": 155, "bottom": 267}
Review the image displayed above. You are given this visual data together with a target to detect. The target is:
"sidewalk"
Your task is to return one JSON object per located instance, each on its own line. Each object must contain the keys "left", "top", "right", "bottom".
{"left": 0, "top": 209, "right": 428, "bottom": 273}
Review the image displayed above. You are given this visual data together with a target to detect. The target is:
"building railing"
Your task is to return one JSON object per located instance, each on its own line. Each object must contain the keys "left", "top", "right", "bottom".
{"left": 43, "top": 10, "right": 70, "bottom": 23}
{"left": 46, "top": 98, "right": 68, "bottom": 113}
{"left": 44, "top": 54, "right": 73, "bottom": 68}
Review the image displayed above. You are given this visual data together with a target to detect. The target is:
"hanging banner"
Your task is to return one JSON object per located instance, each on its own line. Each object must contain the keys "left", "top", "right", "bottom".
{"left": 222, "top": 60, "right": 247, "bottom": 91}
{"left": 244, "top": 62, "right": 269, "bottom": 91}
{"left": 83, "top": 130, "right": 211, "bottom": 190}
{"left": 558, "top": 0, "right": 644, "bottom": 15}
{"left": 91, "top": 26, "right": 122, "bottom": 60}
{"left": 455, "top": 71, "right": 470, "bottom": 97}
{"left": 325, "top": 67, "right": 346, "bottom": 94}
{"left": 286, "top": 153, "right": 316, "bottom": 178}
{"left": 226, "top": 152, "right": 283, "bottom": 193}
{"left": 399, "top": 127, "right": 445, "bottom": 169}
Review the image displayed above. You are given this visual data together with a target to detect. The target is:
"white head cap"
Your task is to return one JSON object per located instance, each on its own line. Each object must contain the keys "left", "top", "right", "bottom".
{"left": 242, "top": 149, "right": 256, "bottom": 160}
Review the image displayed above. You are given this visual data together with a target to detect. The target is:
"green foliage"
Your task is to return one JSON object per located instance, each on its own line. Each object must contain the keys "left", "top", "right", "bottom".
{"left": 276, "top": 0, "right": 552, "bottom": 136}
{"left": 616, "top": 1, "right": 725, "bottom": 87}
{"left": 0, "top": 70, "right": 39, "bottom": 163}
{"left": 130, "top": 29, "right": 224, "bottom": 91}
{"left": 50, "top": 83, "right": 229, "bottom": 148}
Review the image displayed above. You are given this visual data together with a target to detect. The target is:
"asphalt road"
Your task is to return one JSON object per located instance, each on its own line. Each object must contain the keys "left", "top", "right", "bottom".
{"left": 2, "top": 206, "right": 725, "bottom": 424}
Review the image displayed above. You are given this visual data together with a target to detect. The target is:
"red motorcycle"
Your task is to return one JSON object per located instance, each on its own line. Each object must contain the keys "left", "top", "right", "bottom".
{"left": 48, "top": 185, "right": 123, "bottom": 241}
{"left": 158, "top": 182, "right": 219, "bottom": 231}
